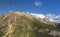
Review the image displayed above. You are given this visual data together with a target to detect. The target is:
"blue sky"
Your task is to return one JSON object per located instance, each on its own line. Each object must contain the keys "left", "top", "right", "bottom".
{"left": 0, "top": 0, "right": 60, "bottom": 22}
{"left": 0, "top": 0, "right": 60, "bottom": 15}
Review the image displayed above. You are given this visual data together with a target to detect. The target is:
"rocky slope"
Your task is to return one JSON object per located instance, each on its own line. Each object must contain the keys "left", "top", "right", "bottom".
{"left": 0, "top": 11, "right": 59, "bottom": 37}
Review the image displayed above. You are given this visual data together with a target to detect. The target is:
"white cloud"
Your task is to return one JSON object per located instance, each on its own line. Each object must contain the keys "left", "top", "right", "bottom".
{"left": 46, "top": 14, "right": 56, "bottom": 19}
{"left": 25, "top": 11, "right": 60, "bottom": 23}
{"left": 56, "top": 15, "right": 60, "bottom": 19}
{"left": 49, "top": 19, "right": 54, "bottom": 22}
{"left": 26, "top": 11, "right": 30, "bottom": 14}
{"left": 25, "top": 11, "right": 45, "bottom": 19}
{"left": 30, "top": 13, "right": 45, "bottom": 19}
{"left": 46, "top": 14, "right": 60, "bottom": 23}
{"left": 34, "top": 0, "right": 42, "bottom": 6}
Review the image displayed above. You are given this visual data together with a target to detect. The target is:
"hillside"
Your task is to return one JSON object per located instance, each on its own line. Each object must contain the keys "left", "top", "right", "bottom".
{"left": 0, "top": 12, "right": 59, "bottom": 37}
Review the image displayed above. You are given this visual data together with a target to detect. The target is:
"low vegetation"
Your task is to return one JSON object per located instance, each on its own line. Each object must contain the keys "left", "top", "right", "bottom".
{"left": 0, "top": 12, "right": 60, "bottom": 37}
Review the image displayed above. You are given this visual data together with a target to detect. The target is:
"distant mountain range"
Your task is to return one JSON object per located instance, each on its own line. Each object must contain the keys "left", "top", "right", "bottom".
{"left": 0, "top": 11, "right": 60, "bottom": 37}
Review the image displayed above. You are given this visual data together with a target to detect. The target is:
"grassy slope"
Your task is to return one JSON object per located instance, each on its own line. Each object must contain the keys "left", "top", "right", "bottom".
{"left": 0, "top": 13, "right": 55, "bottom": 37}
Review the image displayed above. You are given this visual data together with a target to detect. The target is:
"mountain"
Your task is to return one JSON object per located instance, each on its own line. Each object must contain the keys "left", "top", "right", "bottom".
{"left": 0, "top": 11, "right": 60, "bottom": 37}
